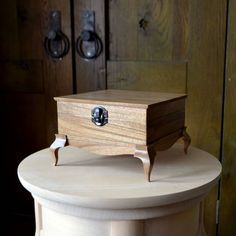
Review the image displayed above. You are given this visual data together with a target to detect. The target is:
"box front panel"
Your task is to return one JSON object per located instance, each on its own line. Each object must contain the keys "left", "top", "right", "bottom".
{"left": 57, "top": 101, "right": 146, "bottom": 155}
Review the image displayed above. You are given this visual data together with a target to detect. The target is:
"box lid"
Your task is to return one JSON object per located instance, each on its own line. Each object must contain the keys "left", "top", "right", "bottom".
{"left": 55, "top": 90, "right": 186, "bottom": 108}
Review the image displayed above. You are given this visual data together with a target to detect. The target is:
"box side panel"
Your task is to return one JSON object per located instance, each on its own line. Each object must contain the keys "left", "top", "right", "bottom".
{"left": 57, "top": 102, "right": 146, "bottom": 155}
{"left": 147, "top": 99, "right": 185, "bottom": 144}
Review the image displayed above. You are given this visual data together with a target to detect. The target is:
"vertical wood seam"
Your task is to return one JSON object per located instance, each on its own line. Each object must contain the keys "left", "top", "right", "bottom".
{"left": 70, "top": 0, "right": 77, "bottom": 94}
{"left": 217, "top": 0, "right": 231, "bottom": 235}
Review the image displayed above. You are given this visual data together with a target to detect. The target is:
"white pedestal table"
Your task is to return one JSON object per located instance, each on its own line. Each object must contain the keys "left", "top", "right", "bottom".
{"left": 18, "top": 144, "right": 221, "bottom": 236}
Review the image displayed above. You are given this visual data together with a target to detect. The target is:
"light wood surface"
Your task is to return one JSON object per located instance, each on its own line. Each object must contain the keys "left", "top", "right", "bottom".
{"left": 18, "top": 144, "right": 221, "bottom": 236}
{"left": 18, "top": 144, "right": 221, "bottom": 209}
{"left": 33, "top": 203, "right": 204, "bottom": 236}
{"left": 34, "top": 200, "right": 42, "bottom": 236}
{"left": 111, "top": 221, "right": 144, "bottom": 236}
{"left": 55, "top": 89, "right": 186, "bottom": 108}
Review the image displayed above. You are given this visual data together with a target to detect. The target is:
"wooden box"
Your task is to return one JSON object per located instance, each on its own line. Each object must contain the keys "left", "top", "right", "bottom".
{"left": 50, "top": 90, "right": 190, "bottom": 181}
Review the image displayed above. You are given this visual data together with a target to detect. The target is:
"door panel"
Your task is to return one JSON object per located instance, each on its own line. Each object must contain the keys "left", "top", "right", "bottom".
{"left": 74, "top": 0, "right": 106, "bottom": 93}
{"left": 187, "top": 1, "right": 227, "bottom": 234}
{"left": 219, "top": 0, "right": 236, "bottom": 235}
{"left": 109, "top": 0, "right": 189, "bottom": 61}
{"left": 16, "top": 0, "right": 43, "bottom": 59}
{"left": 0, "top": 1, "right": 20, "bottom": 59}
{"left": 0, "top": 0, "right": 73, "bottom": 234}
{"left": 0, "top": 60, "right": 43, "bottom": 93}
{"left": 106, "top": 1, "right": 227, "bottom": 236}
{"left": 42, "top": 0, "right": 74, "bottom": 144}
{"left": 107, "top": 61, "right": 187, "bottom": 93}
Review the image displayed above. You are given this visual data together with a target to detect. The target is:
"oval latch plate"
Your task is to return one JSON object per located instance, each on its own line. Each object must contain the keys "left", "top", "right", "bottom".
{"left": 91, "top": 106, "right": 108, "bottom": 126}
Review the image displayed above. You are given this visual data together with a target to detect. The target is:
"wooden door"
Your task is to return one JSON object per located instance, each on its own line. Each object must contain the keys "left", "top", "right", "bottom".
{"left": 73, "top": 1, "right": 227, "bottom": 235}
{"left": 218, "top": 0, "right": 236, "bottom": 235}
{"left": 0, "top": 0, "right": 73, "bottom": 234}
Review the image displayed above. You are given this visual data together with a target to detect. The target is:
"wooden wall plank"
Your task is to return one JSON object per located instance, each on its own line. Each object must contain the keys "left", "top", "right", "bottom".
{"left": 187, "top": 0, "right": 227, "bottom": 235}
{"left": 0, "top": 60, "right": 43, "bottom": 93}
{"left": 219, "top": 0, "right": 236, "bottom": 235}
{"left": 1, "top": 1, "right": 73, "bottom": 234}
{"left": 1, "top": 0, "right": 74, "bottom": 145}
{"left": 108, "top": 1, "right": 228, "bottom": 235}
{"left": 187, "top": 0, "right": 226, "bottom": 161}
{"left": 109, "top": 0, "right": 138, "bottom": 60}
{"left": 107, "top": 61, "right": 187, "bottom": 93}
{"left": 74, "top": 0, "right": 106, "bottom": 93}
{"left": 172, "top": 0, "right": 189, "bottom": 61}
{"left": 109, "top": 0, "right": 173, "bottom": 61}
{"left": 16, "top": 0, "right": 43, "bottom": 59}
{"left": 137, "top": 0, "right": 173, "bottom": 61}
{"left": 41, "top": 0, "right": 74, "bottom": 144}
{"left": 0, "top": 0, "right": 19, "bottom": 59}
{"left": 109, "top": 0, "right": 189, "bottom": 61}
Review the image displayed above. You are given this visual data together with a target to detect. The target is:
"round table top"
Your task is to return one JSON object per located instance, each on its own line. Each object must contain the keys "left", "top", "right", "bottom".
{"left": 18, "top": 144, "right": 221, "bottom": 209}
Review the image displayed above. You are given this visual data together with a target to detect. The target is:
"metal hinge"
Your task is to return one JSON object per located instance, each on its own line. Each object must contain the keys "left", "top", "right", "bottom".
{"left": 216, "top": 199, "right": 220, "bottom": 225}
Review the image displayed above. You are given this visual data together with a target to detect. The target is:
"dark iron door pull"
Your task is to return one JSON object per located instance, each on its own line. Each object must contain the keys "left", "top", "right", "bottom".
{"left": 76, "top": 11, "right": 102, "bottom": 61}
{"left": 44, "top": 11, "right": 70, "bottom": 60}
{"left": 76, "top": 30, "right": 102, "bottom": 60}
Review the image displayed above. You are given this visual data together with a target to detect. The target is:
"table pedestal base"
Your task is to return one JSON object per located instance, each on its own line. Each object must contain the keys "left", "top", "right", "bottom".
{"left": 34, "top": 198, "right": 207, "bottom": 236}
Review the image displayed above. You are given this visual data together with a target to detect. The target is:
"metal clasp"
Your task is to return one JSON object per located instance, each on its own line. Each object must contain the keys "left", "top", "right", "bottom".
{"left": 91, "top": 106, "right": 108, "bottom": 126}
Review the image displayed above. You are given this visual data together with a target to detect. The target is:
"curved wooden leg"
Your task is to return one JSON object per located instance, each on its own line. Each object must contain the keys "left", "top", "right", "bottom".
{"left": 50, "top": 134, "right": 67, "bottom": 166}
{"left": 50, "top": 147, "right": 60, "bottom": 166}
{"left": 182, "top": 127, "right": 191, "bottom": 154}
{"left": 134, "top": 145, "right": 156, "bottom": 182}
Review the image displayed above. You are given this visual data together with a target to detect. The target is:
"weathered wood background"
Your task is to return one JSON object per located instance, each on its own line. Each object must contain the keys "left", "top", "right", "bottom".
{"left": 0, "top": 0, "right": 73, "bottom": 234}
{"left": 0, "top": 0, "right": 235, "bottom": 235}
{"left": 106, "top": 2, "right": 227, "bottom": 236}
